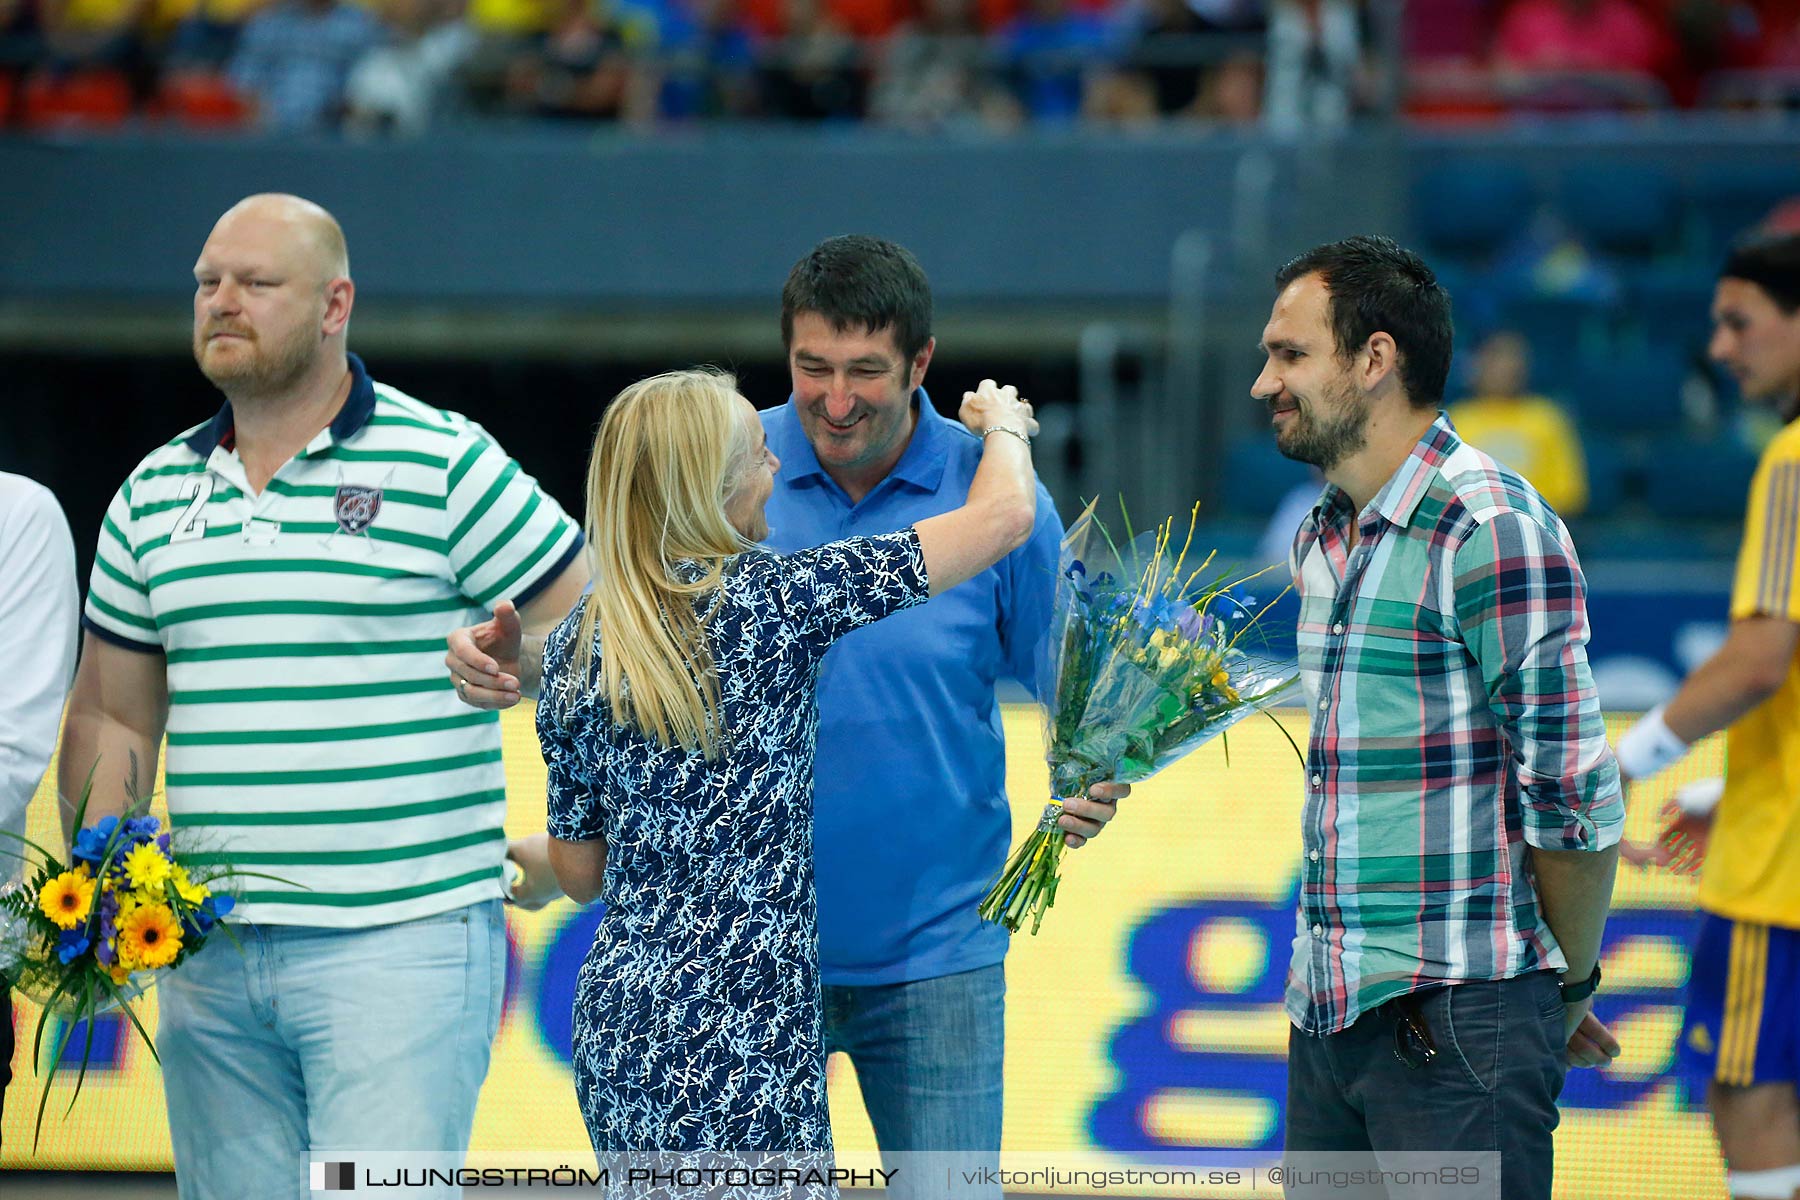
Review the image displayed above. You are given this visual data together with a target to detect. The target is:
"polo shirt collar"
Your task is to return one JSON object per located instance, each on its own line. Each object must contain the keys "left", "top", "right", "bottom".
{"left": 183, "top": 352, "right": 377, "bottom": 458}
{"left": 775, "top": 386, "right": 948, "bottom": 495}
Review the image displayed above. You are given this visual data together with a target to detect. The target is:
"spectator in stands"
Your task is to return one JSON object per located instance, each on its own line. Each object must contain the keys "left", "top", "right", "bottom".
{"left": 499, "top": 0, "right": 636, "bottom": 119}
{"left": 1262, "top": 0, "right": 1360, "bottom": 132}
{"left": 0, "top": 0, "right": 44, "bottom": 74}
{"left": 1198, "top": 46, "right": 1259, "bottom": 119}
{"left": 1083, "top": 0, "right": 1262, "bottom": 124}
{"left": 1494, "top": 0, "right": 1674, "bottom": 80}
{"left": 159, "top": 0, "right": 268, "bottom": 70}
{"left": 1664, "top": 0, "right": 1763, "bottom": 104}
{"left": 869, "top": 0, "right": 1020, "bottom": 130}
{"left": 343, "top": 0, "right": 474, "bottom": 132}
{"left": 619, "top": 0, "right": 756, "bottom": 120}
{"left": 1616, "top": 232, "right": 1800, "bottom": 1200}
{"left": 228, "top": 0, "right": 384, "bottom": 128}
{"left": 997, "top": 0, "right": 1118, "bottom": 122}
{"left": 757, "top": 0, "right": 864, "bottom": 120}
{"left": 1752, "top": 1, "right": 1800, "bottom": 69}
{"left": 1448, "top": 330, "right": 1589, "bottom": 517}
{"left": 39, "top": 0, "right": 149, "bottom": 74}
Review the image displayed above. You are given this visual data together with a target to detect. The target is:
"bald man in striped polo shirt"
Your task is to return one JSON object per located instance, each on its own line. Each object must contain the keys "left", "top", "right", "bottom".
{"left": 61, "top": 193, "right": 588, "bottom": 1199}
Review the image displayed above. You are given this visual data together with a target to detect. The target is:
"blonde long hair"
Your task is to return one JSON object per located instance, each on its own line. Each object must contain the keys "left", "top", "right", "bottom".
{"left": 566, "top": 368, "right": 757, "bottom": 758}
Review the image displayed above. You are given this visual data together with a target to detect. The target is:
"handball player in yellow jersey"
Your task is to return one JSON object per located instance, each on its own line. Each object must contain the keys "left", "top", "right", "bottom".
{"left": 1618, "top": 232, "right": 1800, "bottom": 1200}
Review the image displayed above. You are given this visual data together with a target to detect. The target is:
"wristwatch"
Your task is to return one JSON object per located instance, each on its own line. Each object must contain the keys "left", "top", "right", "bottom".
{"left": 1560, "top": 963, "right": 1602, "bottom": 1004}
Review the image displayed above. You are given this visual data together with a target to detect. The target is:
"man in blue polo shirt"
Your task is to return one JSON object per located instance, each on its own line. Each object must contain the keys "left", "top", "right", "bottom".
{"left": 768, "top": 236, "right": 1125, "bottom": 1181}
{"left": 447, "top": 236, "right": 1125, "bottom": 1191}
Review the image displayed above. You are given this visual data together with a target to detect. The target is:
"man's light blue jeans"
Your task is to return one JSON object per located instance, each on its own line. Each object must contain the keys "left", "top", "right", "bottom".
{"left": 823, "top": 963, "right": 1005, "bottom": 1200}
{"left": 157, "top": 900, "right": 506, "bottom": 1200}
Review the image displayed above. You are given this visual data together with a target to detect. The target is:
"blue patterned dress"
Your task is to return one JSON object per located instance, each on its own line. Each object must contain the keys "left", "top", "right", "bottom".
{"left": 537, "top": 531, "right": 930, "bottom": 1159}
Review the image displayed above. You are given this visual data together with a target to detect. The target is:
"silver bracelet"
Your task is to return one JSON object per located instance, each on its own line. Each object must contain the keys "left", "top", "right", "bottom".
{"left": 983, "top": 426, "right": 1032, "bottom": 449}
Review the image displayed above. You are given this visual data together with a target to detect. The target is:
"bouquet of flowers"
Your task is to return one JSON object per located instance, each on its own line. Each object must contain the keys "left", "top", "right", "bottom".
{"left": 0, "top": 773, "right": 244, "bottom": 1147}
{"left": 978, "top": 502, "right": 1302, "bottom": 935}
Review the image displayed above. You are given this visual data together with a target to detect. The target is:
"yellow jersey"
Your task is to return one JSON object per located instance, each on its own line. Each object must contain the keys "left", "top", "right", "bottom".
{"left": 1446, "top": 395, "right": 1588, "bottom": 517}
{"left": 1704, "top": 417, "right": 1800, "bottom": 927}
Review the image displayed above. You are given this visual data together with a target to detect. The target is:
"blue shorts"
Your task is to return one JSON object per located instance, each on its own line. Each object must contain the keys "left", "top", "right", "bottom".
{"left": 1679, "top": 913, "right": 1800, "bottom": 1089}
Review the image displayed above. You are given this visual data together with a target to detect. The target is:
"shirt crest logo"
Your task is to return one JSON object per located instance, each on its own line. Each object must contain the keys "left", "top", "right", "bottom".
{"left": 334, "top": 485, "right": 382, "bottom": 535}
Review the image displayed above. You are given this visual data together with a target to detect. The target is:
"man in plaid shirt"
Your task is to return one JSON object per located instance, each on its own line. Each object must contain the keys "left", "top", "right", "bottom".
{"left": 1256, "top": 236, "right": 1625, "bottom": 1198}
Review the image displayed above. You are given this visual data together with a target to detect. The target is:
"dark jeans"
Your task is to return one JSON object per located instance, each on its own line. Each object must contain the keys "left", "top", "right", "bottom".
{"left": 1285, "top": 970, "right": 1569, "bottom": 1200}
{"left": 822, "top": 964, "right": 1005, "bottom": 1200}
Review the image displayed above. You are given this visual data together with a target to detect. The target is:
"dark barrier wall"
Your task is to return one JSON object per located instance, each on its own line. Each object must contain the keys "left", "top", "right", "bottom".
{"left": 0, "top": 129, "right": 1266, "bottom": 306}
{"left": 6, "top": 126, "right": 1797, "bottom": 310}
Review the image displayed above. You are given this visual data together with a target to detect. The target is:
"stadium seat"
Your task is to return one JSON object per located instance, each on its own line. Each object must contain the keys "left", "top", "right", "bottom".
{"left": 1559, "top": 166, "right": 1680, "bottom": 256}
{"left": 1219, "top": 435, "right": 1316, "bottom": 520}
{"left": 1413, "top": 163, "right": 1537, "bottom": 260}
{"left": 20, "top": 69, "right": 133, "bottom": 129}
{"left": 1625, "top": 266, "right": 1715, "bottom": 355}
{"left": 1564, "top": 346, "right": 1689, "bottom": 433}
{"left": 1686, "top": 165, "right": 1800, "bottom": 259}
{"left": 154, "top": 72, "right": 252, "bottom": 129}
{"left": 1498, "top": 293, "right": 1611, "bottom": 375}
{"left": 1643, "top": 436, "right": 1758, "bottom": 521}
{"left": 1578, "top": 437, "right": 1630, "bottom": 518}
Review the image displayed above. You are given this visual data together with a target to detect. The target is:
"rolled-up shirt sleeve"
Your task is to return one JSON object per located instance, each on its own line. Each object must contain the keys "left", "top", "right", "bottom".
{"left": 1454, "top": 508, "right": 1624, "bottom": 852}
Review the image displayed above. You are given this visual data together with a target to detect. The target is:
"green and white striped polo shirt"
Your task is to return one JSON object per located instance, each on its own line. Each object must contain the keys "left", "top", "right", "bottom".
{"left": 82, "top": 354, "right": 582, "bottom": 928}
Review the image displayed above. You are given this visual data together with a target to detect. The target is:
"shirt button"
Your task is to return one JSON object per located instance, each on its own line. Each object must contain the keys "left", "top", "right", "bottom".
{"left": 1332, "top": 623, "right": 1345, "bottom": 635}
{"left": 1318, "top": 698, "right": 1328, "bottom": 711}
{"left": 1312, "top": 924, "right": 1325, "bottom": 939}
{"left": 1309, "top": 849, "right": 1321, "bottom": 862}
{"left": 1310, "top": 774, "right": 1322, "bottom": 788}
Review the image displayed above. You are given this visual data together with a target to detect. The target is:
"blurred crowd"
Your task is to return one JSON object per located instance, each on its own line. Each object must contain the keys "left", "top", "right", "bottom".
{"left": 1, "top": 0, "right": 1797, "bottom": 133}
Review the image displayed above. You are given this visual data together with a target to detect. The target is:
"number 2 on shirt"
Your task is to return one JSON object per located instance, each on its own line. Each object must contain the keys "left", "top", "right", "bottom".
{"left": 171, "top": 476, "right": 212, "bottom": 543}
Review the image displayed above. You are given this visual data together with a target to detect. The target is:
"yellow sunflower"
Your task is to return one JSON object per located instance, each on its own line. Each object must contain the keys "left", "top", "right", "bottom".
{"left": 39, "top": 869, "right": 97, "bottom": 930}
{"left": 122, "top": 842, "right": 173, "bottom": 892}
{"left": 117, "top": 903, "right": 184, "bottom": 970}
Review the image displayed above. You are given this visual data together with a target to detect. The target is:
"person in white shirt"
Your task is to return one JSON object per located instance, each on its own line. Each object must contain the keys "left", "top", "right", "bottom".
{"left": 0, "top": 471, "right": 79, "bottom": 1132}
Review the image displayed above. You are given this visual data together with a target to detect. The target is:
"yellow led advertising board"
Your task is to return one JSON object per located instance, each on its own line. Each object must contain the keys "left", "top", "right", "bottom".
{"left": 0, "top": 709, "right": 1731, "bottom": 1197}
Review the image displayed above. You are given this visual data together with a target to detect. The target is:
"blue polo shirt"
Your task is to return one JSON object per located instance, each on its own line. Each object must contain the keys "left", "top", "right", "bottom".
{"left": 762, "top": 390, "right": 1063, "bottom": 986}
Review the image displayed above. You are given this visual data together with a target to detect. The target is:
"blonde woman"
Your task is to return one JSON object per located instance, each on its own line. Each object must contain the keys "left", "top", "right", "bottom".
{"left": 535, "top": 368, "right": 1038, "bottom": 1162}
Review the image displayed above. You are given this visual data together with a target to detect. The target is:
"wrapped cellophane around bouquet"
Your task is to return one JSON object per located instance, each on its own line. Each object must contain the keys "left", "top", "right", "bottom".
{"left": 0, "top": 766, "right": 266, "bottom": 1148}
{"left": 978, "top": 502, "right": 1302, "bottom": 935}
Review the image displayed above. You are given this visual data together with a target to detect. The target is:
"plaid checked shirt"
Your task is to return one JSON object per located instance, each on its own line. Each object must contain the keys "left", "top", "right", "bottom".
{"left": 1286, "top": 415, "right": 1623, "bottom": 1036}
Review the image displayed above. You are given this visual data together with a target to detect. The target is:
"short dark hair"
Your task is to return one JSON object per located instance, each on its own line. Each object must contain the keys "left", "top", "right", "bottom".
{"left": 1722, "top": 231, "right": 1800, "bottom": 314}
{"left": 1274, "top": 235, "right": 1454, "bottom": 408}
{"left": 780, "top": 235, "right": 933, "bottom": 362}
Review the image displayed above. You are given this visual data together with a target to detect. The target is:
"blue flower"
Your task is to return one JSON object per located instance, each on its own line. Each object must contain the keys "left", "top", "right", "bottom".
{"left": 122, "top": 815, "right": 161, "bottom": 845}
{"left": 1176, "top": 607, "right": 1202, "bottom": 639}
{"left": 57, "top": 930, "right": 92, "bottom": 964}
{"left": 71, "top": 815, "right": 121, "bottom": 866}
{"left": 186, "top": 894, "right": 235, "bottom": 937}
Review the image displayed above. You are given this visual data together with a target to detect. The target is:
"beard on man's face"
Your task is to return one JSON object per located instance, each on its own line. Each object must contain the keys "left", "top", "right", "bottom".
{"left": 1273, "top": 381, "right": 1368, "bottom": 471}
{"left": 194, "top": 319, "right": 320, "bottom": 397}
